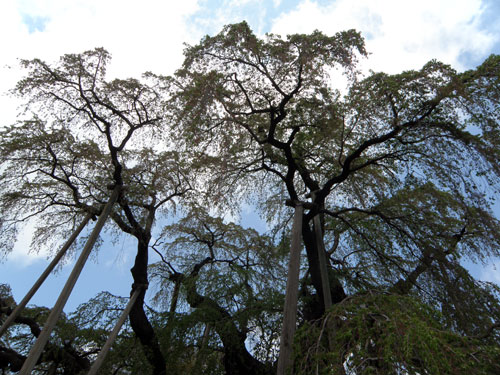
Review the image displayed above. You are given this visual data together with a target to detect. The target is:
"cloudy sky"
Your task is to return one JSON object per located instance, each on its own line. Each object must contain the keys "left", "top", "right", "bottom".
{"left": 1, "top": 0, "right": 500, "bottom": 311}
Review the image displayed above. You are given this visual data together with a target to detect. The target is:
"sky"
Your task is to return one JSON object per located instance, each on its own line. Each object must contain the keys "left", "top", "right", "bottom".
{"left": 1, "top": 0, "right": 500, "bottom": 312}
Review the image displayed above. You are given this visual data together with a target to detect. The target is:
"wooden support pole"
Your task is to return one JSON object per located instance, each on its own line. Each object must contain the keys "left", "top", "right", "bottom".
{"left": 87, "top": 285, "right": 143, "bottom": 375}
{"left": 0, "top": 213, "right": 92, "bottom": 338}
{"left": 277, "top": 204, "right": 304, "bottom": 375}
{"left": 19, "top": 186, "right": 121, "bottom": 375}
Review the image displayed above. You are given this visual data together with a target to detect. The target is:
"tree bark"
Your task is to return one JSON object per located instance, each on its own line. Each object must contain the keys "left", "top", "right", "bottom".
{"left": 129, "top": 237, "right": 166, "bottom": 375}
{"left": 185, "top": 258, "right": 271, "bottom": 375}
{"left": 313, "top": 213, "right": 332, "bottom": 311}
{"left": 302, "top": 219, "right": 346, "bottom": 319}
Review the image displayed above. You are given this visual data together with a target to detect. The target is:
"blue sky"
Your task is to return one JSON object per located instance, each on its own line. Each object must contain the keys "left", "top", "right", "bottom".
{"left": 1, "top": 0, "right": 500, "bottom": 312}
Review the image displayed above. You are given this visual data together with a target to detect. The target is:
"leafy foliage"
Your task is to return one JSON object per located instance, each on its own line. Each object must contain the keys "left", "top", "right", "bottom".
{"left": 294, "top": 293, "right": 500, "bottom": 375}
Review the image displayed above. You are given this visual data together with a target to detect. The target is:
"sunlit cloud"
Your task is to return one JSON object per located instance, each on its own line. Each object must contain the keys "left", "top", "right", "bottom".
{"left": 271, "top": 0, "right": 495, "bottom": 73}
{"left": 8, "top": 221, "right": 51, "bottom": 266}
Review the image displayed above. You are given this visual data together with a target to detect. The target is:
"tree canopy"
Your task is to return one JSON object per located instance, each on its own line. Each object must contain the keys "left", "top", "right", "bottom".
{"left": 1, "top": 22, "right": 500, "bottom": 374}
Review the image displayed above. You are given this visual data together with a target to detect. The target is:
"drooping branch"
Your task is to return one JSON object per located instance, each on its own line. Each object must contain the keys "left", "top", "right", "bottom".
{"left": 183, "top": 257, "right": 270, "bottom": 375}
{"left": 391, "top": 225, "right": 467, "bottom": 295}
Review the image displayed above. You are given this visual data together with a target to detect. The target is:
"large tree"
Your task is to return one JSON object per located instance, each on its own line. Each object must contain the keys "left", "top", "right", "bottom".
{"left": 0, "top": 49, "right": 194, "bottom": 374}
{"left": 171, "top": 22, "right": 500, "bottom": 372}
{"left": 1, "top": 23, "right": 500, "bottom": 374}
{"left": 0, "top": 47, "right": 286, "bottom": 375}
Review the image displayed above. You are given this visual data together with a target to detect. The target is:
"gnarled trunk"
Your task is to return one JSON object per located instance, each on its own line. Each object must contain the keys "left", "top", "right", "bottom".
{"left": 129, "top": 237, "right": 166, "bottom": 375}
{"left": 185, "top": 262, "right": 271, "bottom": 375}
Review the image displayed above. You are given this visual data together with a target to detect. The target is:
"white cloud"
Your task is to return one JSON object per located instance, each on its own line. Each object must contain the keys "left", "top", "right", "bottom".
{"left": 8, "top": 0, "right": 199, "bottom": 75}
{"left": 271, "top": 0, "right": 494, "bottom": 73}
{"left": 189, "top": 0, "right": 269, "bottom": 37}
{"left": 1, "top": 0, "right": 496, "bottom": 116}
{"left": 0, "top": 0, "right": 203, "bottom": 139}
{"left": 8, "top": 221, "right": 50, "bottom": 266}
{"left": 230, "top": 0, "right": 260, "bottom": 6}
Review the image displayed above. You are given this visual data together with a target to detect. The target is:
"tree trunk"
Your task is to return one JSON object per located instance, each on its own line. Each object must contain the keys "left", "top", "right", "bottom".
{"left": 302, "top": 219, "right": 346, "bottom": 319}
{"left": 129, "top": 237, "right": 166, "bottom": 375}
{"left": 313, "top": 213, "right": 332, "bottom": 311}
{"left": 185, "top": 267, "right": 270, "bottom": 375}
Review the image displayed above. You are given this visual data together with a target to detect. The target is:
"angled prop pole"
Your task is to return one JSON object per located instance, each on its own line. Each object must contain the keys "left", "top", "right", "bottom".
{"left": 87, "top": 285, "right": 143, "bottom": 375}
{"left": 19, "top": 186, "right": 121, "bottom": 375}
{"left": 277, "top": 204, "right": 304, "bottom": 375}
{"left": 0, "top": 213, "right": 92, "bottom": 338}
